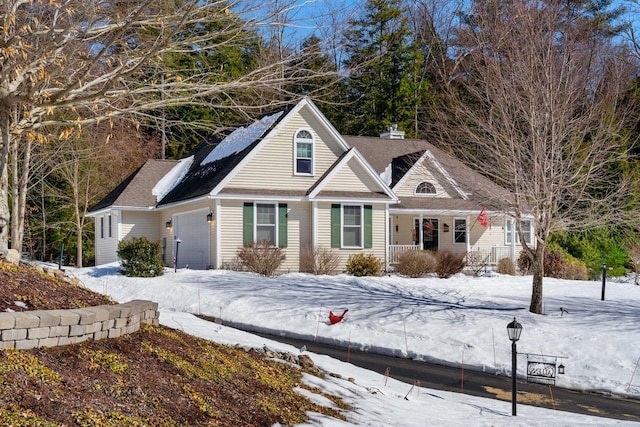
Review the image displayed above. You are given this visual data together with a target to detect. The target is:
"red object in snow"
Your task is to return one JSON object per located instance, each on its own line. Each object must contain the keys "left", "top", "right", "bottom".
{"left": 329, "top": 309, "right": 348, "bottom": 325}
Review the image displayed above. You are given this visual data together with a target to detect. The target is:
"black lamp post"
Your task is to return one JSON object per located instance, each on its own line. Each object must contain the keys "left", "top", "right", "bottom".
{"left": 507, "top": 317, "right": 523, "bottom": 416}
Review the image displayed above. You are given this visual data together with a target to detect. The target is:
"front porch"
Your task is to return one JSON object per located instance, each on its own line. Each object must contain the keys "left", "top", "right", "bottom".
{"left": 388, "top": 213, "right": 521, "bottom": 267}
{"left": 388, "top": 244, "right": 514, "bottom": 266}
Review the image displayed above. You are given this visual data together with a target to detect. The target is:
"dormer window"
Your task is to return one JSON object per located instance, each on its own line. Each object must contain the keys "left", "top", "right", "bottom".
{"left": 415, "top": 181, "right": 436, "bottom": 195}
{"left": 294, "top": 129, "right": 313, "bottom": 175}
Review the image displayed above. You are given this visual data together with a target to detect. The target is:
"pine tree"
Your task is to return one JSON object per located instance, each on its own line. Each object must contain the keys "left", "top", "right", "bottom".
{"left": 340, "top": 0, "right": 425, "bottom": 137}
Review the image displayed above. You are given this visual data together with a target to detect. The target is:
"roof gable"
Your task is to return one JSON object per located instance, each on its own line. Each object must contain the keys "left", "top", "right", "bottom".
{"left": 308, "top": 148, "right": 397, "bottom": 201}
{"left": 346, "top": 136, "right": 513, "bottom": 211}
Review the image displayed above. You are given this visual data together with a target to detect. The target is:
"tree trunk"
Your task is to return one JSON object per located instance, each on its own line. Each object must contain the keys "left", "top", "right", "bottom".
{"left": 529, "top": 246, "right": 545, "bottom": 314}
{"left": 10, "top": 132, "right": 31, "bottom": 257}
{"left": 0, "top": 110, "right": 12, "bottom": 253}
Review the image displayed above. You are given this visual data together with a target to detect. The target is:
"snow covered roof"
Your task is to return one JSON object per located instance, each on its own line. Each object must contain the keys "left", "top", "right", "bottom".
{"left": 156, "top": 108, "right": 289, "bottom": 206}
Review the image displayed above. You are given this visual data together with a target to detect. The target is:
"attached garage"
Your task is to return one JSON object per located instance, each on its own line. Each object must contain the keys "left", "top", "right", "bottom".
{"left": 171, "top": 209, "right": 210, "bottom": 270}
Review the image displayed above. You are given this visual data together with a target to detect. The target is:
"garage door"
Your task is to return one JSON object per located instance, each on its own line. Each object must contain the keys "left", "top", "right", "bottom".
{"left": 173, "top": 210, "right": 210, "bottom": 270}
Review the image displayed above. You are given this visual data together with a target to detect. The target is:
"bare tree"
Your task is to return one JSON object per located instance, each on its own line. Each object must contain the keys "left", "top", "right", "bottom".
{"left": 40, "top": 119, "right": 158, "bottom": 267}
{"left": 0, "top": 0, "right": 338, "bottom": 257}
{"left": 436, "top": 0, "right": 637, "bottom": 313}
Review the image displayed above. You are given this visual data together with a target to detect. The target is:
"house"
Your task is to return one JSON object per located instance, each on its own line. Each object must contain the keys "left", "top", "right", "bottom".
{"left": 88, "top": 98, "right": 532, "bottom": 272}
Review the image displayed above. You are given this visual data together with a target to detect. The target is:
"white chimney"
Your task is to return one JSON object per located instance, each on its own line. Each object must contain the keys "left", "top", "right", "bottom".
{"left": 380, "top": 124, "right": 405, "bottom": 139}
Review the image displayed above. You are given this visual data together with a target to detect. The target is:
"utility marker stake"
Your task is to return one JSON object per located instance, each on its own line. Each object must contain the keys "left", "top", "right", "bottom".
{"left": 315, "top": 306, "right": 322, "bottom": 342}
{"left": 628, "top": 355, "right": 640, "bottom": 393}
{"left": 384, "top": 367, "right": 391, "bottom": 386}
{"left": 403, "top": 319, "right": 409, "bottom": 356}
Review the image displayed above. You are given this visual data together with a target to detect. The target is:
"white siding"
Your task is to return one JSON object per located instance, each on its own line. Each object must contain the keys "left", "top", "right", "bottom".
{"left": 316, "top": 202, "right": 387, "bottom": 272}
{"left": 94, "top": 213, "right": 120, "bottom": 265}
{"left": 322, "top": 158, "right": 382, "bottom": 193}
{"left": 227, "top": 108, "right": 345, "bottom": 190}
{"left": 218, "top": 200, "right": 311, "bottom": 273}
{"left": 395, "top": 161, "right": 453, "bottom": 198}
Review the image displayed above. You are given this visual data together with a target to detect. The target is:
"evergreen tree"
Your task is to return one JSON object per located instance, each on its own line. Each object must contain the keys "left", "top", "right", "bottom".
{"left": 340, "top": 0, "right": 425, "bottom": 137}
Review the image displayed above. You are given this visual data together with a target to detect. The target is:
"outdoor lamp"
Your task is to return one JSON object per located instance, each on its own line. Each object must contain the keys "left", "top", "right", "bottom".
{"left": 506, "top": 317, "right": 522, "bottom": 416}
{"left": 507, "top": 317, "right": 523, "bottom": 342}
{"left": 207, "top": 212, "right": 214, "bottom": 223}
{"left": 558, "top": 363, "right": 565, "bottom": 375}
{"left": 166, "top": 219, "right": 172, "bottom": 229}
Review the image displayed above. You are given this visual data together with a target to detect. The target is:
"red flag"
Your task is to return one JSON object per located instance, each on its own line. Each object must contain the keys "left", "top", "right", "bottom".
{"left": 477, "top": 208, "right": 488, "bottom": 227}
{"left": 423, "top": 221, "right": 434, "bottom": 231}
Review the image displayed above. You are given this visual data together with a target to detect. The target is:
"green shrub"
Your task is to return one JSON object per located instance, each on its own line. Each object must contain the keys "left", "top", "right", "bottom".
{"left": 236, "top": 240, "right": 285, "bottom": 277}
{"left": 496, "top": 257, "right": 516, "bottom": 275}
{"left": 117, "top": 237, "right": 164, "bottom": 277}
{"left": 395, "top": 250, "right": 436, "bottom": 278}
{"left": 435, "top": 250, "right": 466, "bottom": 278}
{"left": 551, "top": 229, "right": 628, "bottom": 276}
{"left": 345, "top": 253, "right": 382, "bottom": 277}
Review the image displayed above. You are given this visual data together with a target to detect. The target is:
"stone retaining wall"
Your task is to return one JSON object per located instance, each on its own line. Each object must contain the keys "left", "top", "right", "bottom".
{"left": 0, "top": 300, "right": 159, "bottom": 350}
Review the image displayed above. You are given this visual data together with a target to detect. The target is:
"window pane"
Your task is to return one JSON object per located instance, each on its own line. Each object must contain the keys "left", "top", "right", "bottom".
{"left": 296, "top": 130, "right": 312, "bottom": 139}
{"left": 297, "top": 159, "right": 311, "bottom": 174}
{"left": 521, "top": 220, "right": 531, "bottom": 244}
{"left": 344, "top": 206, "right": 361, "bottom": 225}
{"left": 297, "top": 142, "right": 312, "bottom": 158}
{"left": 256, "top": 226, "right": 275, "bottom": 245}
{"left": 454, "top": 219, "right": 466, "bottom": 243}
{"left": 256, "top": 204, "right": 275, "bottom": 225}
{"left": 343, "top": 205, "right": 362, "bottom": 247}
{"left": 343, "top": 227, "right": 361, "bottom": 247}
{"left": 416, "top": 182, "right": 436, "bottom": 194}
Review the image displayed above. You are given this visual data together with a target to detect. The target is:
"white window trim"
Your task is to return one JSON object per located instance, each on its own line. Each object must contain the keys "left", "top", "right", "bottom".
{"left": 414, "top": 181, "right": 437, "bottom": 196}
{"left": 453, "top": 217, "right": 467, "bottom": 244}
{"left": 341, "top": 203, "right": 364, "bottom": 249}
{"left": 293, "top": 128, "right": 314, "bottom": 176}
{"left": 255, "top": 202, "right": 279, "bottom": 247}
{"left": 505, "top": 219, "right": 533, "bottom": 245}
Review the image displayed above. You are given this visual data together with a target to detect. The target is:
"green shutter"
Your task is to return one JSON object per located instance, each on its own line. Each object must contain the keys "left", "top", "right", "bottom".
{"left": 243, "top": 202, "right": 254, "bottom": 245}
{"left": 364, "top": 205, "right": 373, "bottom": 248}
{"left": 278, "top": 203, "right": 288, "bottom": 248}
{"left": 331, "top": 204, "right": 341, "bottom": 248}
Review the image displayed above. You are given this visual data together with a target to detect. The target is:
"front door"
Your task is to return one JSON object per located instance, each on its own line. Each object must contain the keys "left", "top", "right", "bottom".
{"left": 414, "top": 218, "right": 438, "bottom": 251}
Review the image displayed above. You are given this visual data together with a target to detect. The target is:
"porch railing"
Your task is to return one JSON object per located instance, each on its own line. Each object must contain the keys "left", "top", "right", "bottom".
{"left": 466, "top": 246, "right": 514, "bottom": 266}
{"left": 388, "top": 245, "right": 514, "bottom": 266}
{"left": 389, "top": 245, "right": 420, "bottom": 264}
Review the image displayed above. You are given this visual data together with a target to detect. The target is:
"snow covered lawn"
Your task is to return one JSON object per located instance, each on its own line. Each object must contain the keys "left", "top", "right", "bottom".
{"left": 72, "top": 265, "right": 640, "bottom": 426}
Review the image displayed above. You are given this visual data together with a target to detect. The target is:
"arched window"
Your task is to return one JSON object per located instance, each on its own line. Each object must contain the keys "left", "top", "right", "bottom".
{"left": 415, "top": 181, "right": 436, "bottom": 195}
{"left": 294, "top": 129, "right": 313, "bottom": 174}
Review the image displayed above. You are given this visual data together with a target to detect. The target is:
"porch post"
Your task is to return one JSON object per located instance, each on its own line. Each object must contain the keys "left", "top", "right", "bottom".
{"left": 419, "top": 214, "right": 424, "bottom": 249}
{"left": 466, "top": 215, "right": 471, "bottom": 253}
{"left": 385, "top": 205, "right": 390, "bottom": 271}
{"left": 312, "top": 201, "right": 318, "bottom": 249}
{"left": 511, "top": 218, "right": 516, "bottom": 263}
{"left": 214, "top": 199, "right": 221, "bottom": 268}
